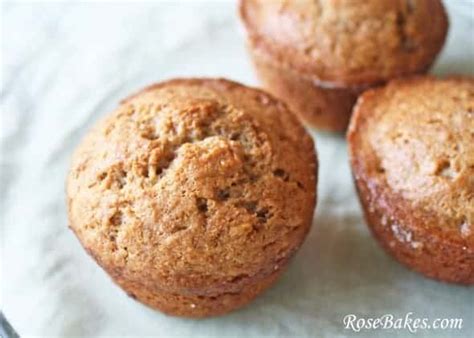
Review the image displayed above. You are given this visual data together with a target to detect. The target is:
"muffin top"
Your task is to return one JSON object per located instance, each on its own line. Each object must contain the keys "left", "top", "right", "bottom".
{"left": 348, "top": 76, "right": 473, "bottom": 241}
{"left": 67, "top": 78, "right": 317, "bottom": 293}
{"left": 240, "top": 0, "right": 448, "bottom": 87}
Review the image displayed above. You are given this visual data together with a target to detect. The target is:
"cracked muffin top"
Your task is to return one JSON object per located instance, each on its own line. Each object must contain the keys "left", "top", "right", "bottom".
{"left": 240, "top": 0, "right": 448, "bottom": 86}
{"left": 348, "top": 76, "right": 474, "bottom": 241}
{"left": 67, "top": 78, "right": 317, "bottom": 293}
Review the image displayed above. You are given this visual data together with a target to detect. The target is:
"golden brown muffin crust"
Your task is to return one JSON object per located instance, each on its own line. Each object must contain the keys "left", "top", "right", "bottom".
{"left": 241, "top": 0, "right": 448, "bottom": 86}
{"left": 348, "top": 76, "right": 474, "bottom": 283}
{"left": 250, "top": 52, "right": 362, "bottom": 131}
{"left": 67, "top": 78, "right": 317, "bottom": 297}
{"left": 350, "top": 76, "right": 473, "bottom": 232}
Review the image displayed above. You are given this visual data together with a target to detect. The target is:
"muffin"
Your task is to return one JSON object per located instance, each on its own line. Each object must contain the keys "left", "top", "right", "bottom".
{"left": 240, "top": 0, "right": 448, "bottom": 131}
{"left": 348, "top": 76, "right": 474, "bottom": 284}
{"left": 67, "top": 78, "right": 318, "bottom": 317}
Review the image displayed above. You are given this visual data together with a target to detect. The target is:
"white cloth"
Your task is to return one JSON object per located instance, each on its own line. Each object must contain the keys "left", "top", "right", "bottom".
{"left": 1, "top": 1, "right": 473, "bottom": 337}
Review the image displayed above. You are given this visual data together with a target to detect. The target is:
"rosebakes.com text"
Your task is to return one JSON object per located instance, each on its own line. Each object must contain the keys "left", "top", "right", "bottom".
{"left": 343, "top": 312, "right": 463, "bottom": 333}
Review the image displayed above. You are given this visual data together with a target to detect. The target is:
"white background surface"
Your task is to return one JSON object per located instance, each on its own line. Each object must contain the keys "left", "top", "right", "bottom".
{"left": 1, "top": 1, "right": 473, "bottom": 337}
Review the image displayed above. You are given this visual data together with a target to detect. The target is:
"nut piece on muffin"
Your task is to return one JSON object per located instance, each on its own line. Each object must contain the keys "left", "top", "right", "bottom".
{"left": 67, "top": 78, "right": 318, "bottom": 317}
{"left": 240, "top": 0, "right": 448, "bottom": 132}
{"left": 348, "top": 76, "right": 474, "bottom": 284}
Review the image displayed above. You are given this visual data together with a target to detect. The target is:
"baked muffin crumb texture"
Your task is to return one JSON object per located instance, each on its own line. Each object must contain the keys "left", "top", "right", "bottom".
{"left": 349, "top": 76, "right": 474, "bottom": 284}
{"left": 241, "top": 0, "right": 448, "bottom": 86}
{"left": 67, "top": 78, "right": 318, "bottom": 316}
